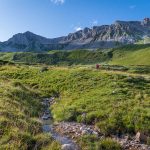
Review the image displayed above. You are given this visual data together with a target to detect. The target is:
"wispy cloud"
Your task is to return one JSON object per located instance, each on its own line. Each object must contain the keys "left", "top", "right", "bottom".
{"left": 129, "top": 5, "right": 136, "bottom": 9}
{"left": 51, "top": 0, "right": 65, "bottom": 5}
{"left": 74, "top": 26, "right": 82, "bottom": 32}
{"left": 91, "top": 20, "right": 98, "bottom": 26}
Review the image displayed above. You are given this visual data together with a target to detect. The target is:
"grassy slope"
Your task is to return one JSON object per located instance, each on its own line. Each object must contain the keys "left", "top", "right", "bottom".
{"left": 0, "top": 44, "right": 150, "bottom": 66}
{"left": 110, "top": 44, "right": 150, "bottom": 66}
{"left": 1, "top": 65, "right": 150, "bottom": 137}
{"left": 0, "top": 65, "right": 60, "bottom": 149}
{"left": 0, "top": 50, "right": 111, "bottom": 65}
{"left": 136, "top": 37, "right": 150, "bottom": 44}
{"left": 0, "top": 52, "right": 14, "bottom": 61}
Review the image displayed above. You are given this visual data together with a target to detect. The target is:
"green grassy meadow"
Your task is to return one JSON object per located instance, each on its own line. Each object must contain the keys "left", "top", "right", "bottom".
{"left": 110, "top": 44, "right": 150, "bottom": 66}
{"left": 1, "top": 65, "right": 150, "bottom": 135}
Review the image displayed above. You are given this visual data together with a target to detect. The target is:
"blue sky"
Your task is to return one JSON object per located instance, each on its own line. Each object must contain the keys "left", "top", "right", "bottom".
{"left": 0, "top": 0, "right": 149, "bottom": 41}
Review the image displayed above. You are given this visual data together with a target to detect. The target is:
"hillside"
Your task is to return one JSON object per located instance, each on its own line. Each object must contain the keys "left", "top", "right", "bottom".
{"left": 0, "top": 44, "right": 150, "bottom": 66}
{"left": 110, "top": 44, "right": 150, "bottom": 66}
{"left": 0, "top": 50, "right": 112, "bottom": 65}
{"left": 0, "top": 67, "right": 60, "bottom": 149}
{"left": 0, "top": 64, "right": 150, "bottom": 149}
{"left": 0, "top": 44, "right": 150, "bottom": 149}
{"left": 0, "top": 18, "right": 150, "bottom": 52}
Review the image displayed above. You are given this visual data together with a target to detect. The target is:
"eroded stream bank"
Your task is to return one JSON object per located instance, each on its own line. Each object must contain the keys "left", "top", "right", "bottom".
{"left": 41, "top": 98, "right": 80, "bottom": 150}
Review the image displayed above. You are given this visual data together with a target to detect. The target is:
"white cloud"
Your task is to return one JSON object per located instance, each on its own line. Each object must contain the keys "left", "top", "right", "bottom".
{"left": 129, "top": 5, "right": 136, "bottom": 9}
{"left": 74, "top": 26, "right": 82, "bottom": 31}
{"left": 51, "top": 0, "right": 65, "bottom": 5}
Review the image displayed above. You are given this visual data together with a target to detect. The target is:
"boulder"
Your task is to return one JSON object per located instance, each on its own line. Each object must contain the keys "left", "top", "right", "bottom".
{"left": 82, "top": 129, "right": 90, "bottom": 135}
{"left": 135, "top": 132, "right": 147, "bottom": 143}
{"left": 61, "top": 144, "right": 75, "bottom": 150}
{"left": 80, "top": 127, "right": 84, "bottom": 131}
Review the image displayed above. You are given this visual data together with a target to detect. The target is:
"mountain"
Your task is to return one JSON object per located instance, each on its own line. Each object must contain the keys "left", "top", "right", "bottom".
{"left": 0, "top": 31, "right": 65, "bottom": 52}
{"left": 0, "top": 18, "right": 150, "bottom": 52}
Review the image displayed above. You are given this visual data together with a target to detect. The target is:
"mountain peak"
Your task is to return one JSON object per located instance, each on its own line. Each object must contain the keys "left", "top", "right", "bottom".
{"left": 142, "top": 18, "right": 150, "bottom": 26}
{"left": 24, "top": 31, "right": 34, "bottom": 35}
{"left": 0, "top": 18, "right": 150, "bottom": 52}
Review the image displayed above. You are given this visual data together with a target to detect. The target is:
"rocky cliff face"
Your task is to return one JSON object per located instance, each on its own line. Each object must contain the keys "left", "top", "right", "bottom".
{"left": 61, "top": 19, "right": 150, "bottom": 49}
{"left": 0, "top": 18, "right": 150, "bottom": 52}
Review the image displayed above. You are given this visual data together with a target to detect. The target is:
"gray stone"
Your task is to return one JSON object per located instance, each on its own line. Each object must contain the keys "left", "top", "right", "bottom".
{"left": 135, "top": 132, "right": 147, "bottom": 143}
{"left": 82, "top": 129, "right": 90, "bottom": 135}
{"left": 61, "top": 144, "right": 75, "bottom": 150}
{"left": 92, "top": 131, "right": 98, "bottom": 136}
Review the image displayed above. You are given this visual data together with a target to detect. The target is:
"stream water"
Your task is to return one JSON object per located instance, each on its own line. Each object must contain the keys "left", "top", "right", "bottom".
{"left": 41, "top": 98, "right": 79, "bottom": 150}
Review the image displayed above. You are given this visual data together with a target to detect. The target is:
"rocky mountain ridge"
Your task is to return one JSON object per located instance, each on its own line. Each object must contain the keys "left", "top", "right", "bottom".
{"left": 0, "top": 18, "right": 150, "bottom": 52}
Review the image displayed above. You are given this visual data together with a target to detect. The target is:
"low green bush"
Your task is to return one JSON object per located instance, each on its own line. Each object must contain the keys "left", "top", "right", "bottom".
{"left": 147, "top": 137, "right": 150, "bottom": 146}
{"left": 97, "top": 138, "right": 122, "bottom": 150}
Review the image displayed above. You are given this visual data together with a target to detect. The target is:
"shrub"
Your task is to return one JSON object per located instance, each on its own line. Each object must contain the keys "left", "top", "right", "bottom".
{"left": 97, "top": 138, "right": 122, "bottom": 150}
{"left": 79, "top": 135, "right": 99, "bottom": 150}
{"left": 63, "top": 107, "right": 79, "bottom": 121}
{"left": 96, "top": 113, "right": 126, "bottom": 136}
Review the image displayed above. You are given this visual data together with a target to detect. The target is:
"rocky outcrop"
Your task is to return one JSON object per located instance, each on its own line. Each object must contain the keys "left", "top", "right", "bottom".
{"left": 142, "top": 18, "right": 150, "bottom": 26}
{"left": 114, "top": 135, "right": 150, "bottom": 150}
{"left": 0, "top": 18, "right": 150, "bottom": 52}
{"left": 54, "top": 122, "right": 150, "bottom": 150}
